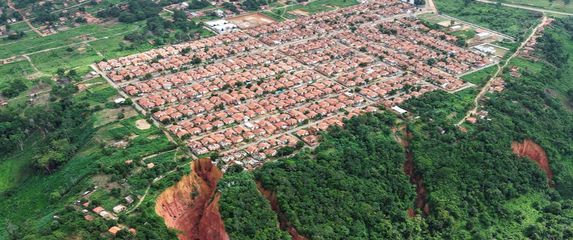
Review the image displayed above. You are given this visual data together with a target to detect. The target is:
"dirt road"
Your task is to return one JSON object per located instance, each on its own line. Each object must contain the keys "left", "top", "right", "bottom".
{"left": 456, "top": 16, "right": 549, "bottom": 126}
{"left": 476, "top": 0, "right": 573, "bottom": 16}
{"left": 6, "top": 0, "right": 45, "bottom": 37}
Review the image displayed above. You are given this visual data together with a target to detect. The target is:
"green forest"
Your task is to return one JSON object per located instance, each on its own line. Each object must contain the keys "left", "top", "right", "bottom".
{"left": 218, "top": 168, "right": 290, "bottom": 240}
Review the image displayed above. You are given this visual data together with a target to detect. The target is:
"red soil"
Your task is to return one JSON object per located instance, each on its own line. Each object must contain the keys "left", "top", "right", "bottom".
{"left": 256, "top": 182, "right": 307, "bottom": 240}
{"left": 400, "top": 128, "right": 430, "bottom": 217}
{"left": 512, "top": 139, "right": 553, "bottom": 183}
{"left": 155, "top": 158, "right": 229, "bottom": 240}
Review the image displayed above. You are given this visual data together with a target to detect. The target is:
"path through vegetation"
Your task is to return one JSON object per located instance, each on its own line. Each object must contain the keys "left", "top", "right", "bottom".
{"left": 457, "top": 16, "right": 549, "bottom": 125}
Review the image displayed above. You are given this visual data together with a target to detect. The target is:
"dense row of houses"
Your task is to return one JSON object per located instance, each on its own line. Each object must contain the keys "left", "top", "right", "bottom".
{"left": 97, "top": 0, "right": 497, "bottom": 168}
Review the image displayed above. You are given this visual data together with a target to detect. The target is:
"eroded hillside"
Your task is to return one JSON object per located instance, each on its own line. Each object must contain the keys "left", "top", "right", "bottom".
{"left": 155, "top": 158, "right": 228, "bottom": 240}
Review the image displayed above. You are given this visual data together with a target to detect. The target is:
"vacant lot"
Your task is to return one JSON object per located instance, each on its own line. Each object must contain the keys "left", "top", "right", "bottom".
{"left": 31, "top": 45, "right": 102, "bottom": 73}
{"left": 0, "top": 22, "right": 142, "bottom": 59}
{"left": 0, "top": 60, "right": 36, "bottom": 86}
{"left": 435, "top": 0, "right": 542, "bottom": 40}
{"left": 266, "top": 0, "right": 359, "bottom": 20}
{"left": 227, "top": 13, "right": 277, "bottom": 29}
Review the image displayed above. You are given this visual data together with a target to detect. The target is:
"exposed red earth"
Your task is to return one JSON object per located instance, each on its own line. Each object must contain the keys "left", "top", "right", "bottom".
{"left": 256, "top": 182, "right": 307, "bottom": 240}
{"left": 512, "top": 139, "right": 553, "bottom": 184}
{"left": 398, "top": 128, "right": 430, "bottom": 217}
{"left": 155, "top": 158, "right": 229, "bottom": 240}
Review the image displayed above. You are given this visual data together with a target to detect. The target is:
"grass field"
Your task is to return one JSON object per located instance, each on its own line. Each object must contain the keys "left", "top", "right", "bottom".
{"left": 461, "top": 65, "right": 498, "bottom": 86}
{"left": 435, "top": 0, "right": 542, "bottom": 40}
{"left": 266, "top": 0, "right": 359, "bottom": 20}
{"left": 0, "top": 60, "right": 36, "bottom": 87}
{"left": 0, "top": 141, "right": 38, "bottom": 193}
{"left": 0, "top": 22, "right": 143, "bottom": 59}
{"left": 31, "top": 45, "right": 102, "bottom": 73}
{"left": 501, "top": 0, "right": 573, "bottom": 14}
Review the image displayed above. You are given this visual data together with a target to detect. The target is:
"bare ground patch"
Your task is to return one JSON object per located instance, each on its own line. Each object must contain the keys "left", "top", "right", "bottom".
{"left": 135, "top": 119, "right": 151, "bottom": 130}
{"left": 289, "top": 9, "right": 310, "bottom": 17}
{"left": 227, "top": 13, "right": 276, "bottom": 29}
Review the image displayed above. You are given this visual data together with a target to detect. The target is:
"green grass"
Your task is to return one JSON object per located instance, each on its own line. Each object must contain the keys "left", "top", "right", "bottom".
{"left": 461, "top": 65, "right": 498, "bottom": 86}
{"left": 418, "top": 12, "right": 450, "bottom": 24}
{"left": 0, "top": 60, "right": 36, "bottom": 88}
{"left": 76, "top": 81, "right": 118, "bottom": 106}
{"left": 262, "top": 10, "right": 288, "bottom": 21}
{"left": 268, "top": 0, "right": 359, "bottom": 19}
{"left": 0, "top": 141, "right": 38, "bottom": 193}
{"left": 501, "top": 0, "right": 573, "bottom": 14}
{"left": 31, "top": 45, "right": 102, "bottom": 73}
{"left": 435, "top": 0, "right": 542, "bottom": 40}
{"left": 450, "top": 29, "right": 477, "bottom": 40}
{"left": 0, "top": 22, "right": 142, "bottom": 59}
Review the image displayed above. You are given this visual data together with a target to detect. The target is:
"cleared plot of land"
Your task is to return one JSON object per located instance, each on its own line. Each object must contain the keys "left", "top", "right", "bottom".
{"left": 460, "top": 65, "right": 498, "bottom": 86}
{"left": 30, "top": 45, "right": 102, "bottom": 73}
{"left": 89, "top": 35, "right": 155, "bottom": 59}
{"left": 76, "top": 81, "right": 119, "bottom": 106}
{"left": 418, "top": 12, "right": 449, "bottom": 24}
{"left": 435, "top": 0, "right": 542, "bottom": 39}
{"left": 266, "top": 0, "right": 360, "bottom": 20}
{"left": 0, "top": 60, "right": 35, "bottom": 85}
{"left": 136, "top": 119, "right": 151, "bottom": 130}
{"left": 0, "top": 22, "right": 142, "bottom": 59}
{"left": 227, "top": 13, "right": 277, "bottom": 29}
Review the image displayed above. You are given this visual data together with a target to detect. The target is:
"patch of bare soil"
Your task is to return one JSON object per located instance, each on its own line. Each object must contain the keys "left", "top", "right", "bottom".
{"left": 227, "top": 13, "right": 276, "bottom": 29}
{"left": 135, "top": 119, "right": 151, "bottom": 130}
{"left": 512, "top": 139, "right": 553, "bottom": 184}
{"left": 256, "top": 182, "right": 307, "bottom": 240}
{"left": 92, "top": 174, "right": 123, "bottom": 191}
{"left": 398, "top": 127, "right": 430, "bottom": 217}
{"left": 289, "top": 9, "right": 309, "bottom": 17}
{"left": 155, "top": 158, "right": 228, "bottom": 240}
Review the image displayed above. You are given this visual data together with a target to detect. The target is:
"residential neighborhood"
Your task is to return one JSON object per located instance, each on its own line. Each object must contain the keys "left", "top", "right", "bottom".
{"left": 96, "top": 0, "right": 497, "bottom": 169}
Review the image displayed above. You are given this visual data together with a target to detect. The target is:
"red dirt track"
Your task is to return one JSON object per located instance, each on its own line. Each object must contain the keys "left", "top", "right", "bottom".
{"left": 155, "top": 158, "right": 229, "bottom": 240}
{"left": 512, "top": 139, "right": 553, "bottom": 182}
{"left": 398, "top": 128, "right": 430, "bottom": 217}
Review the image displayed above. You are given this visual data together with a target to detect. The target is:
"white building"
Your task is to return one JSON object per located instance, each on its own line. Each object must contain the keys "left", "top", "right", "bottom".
{"left": 205, "top": 20, "right": 238, "bottom": 34}
{"left": 476, "top": 32, "right": 491, "bottom": 40}
{"left": 391, "top": 106, "right": 408, "bottom": 115}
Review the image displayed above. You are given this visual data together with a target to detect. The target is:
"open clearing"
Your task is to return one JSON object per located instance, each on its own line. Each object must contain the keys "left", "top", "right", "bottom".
{"left": 227, "top": 13, "right": 277, "bottom": 29}
{"left": 136, "top": 119, "right": 151, "bottom": 130}
{"left": 289, "top": 9, "right": 310, "bottom": 17}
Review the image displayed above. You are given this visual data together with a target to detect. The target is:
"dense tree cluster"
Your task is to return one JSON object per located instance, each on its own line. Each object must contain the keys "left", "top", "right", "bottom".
{"left": 0, "top": 83, "right": 94, "bottom": 173}
{"left": 188, "top": 0, "right": 211, "bottom": 10}
{"left": 1, "top": 79, "right": 27, "bottom": 98}
{"left": 219, "top": 168, "right": 290, "bottom": 240}
{"left": 255, "top": 113, "right": 423, "bottom": 239}
{"left": 241, "top": 0, "right": 272, "bottom": 11}
{"left": 124, "top": 8, "right": 202, "bottom": 45}
{"left": 222, "top": 2, "right": 240, "bottom": 14}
